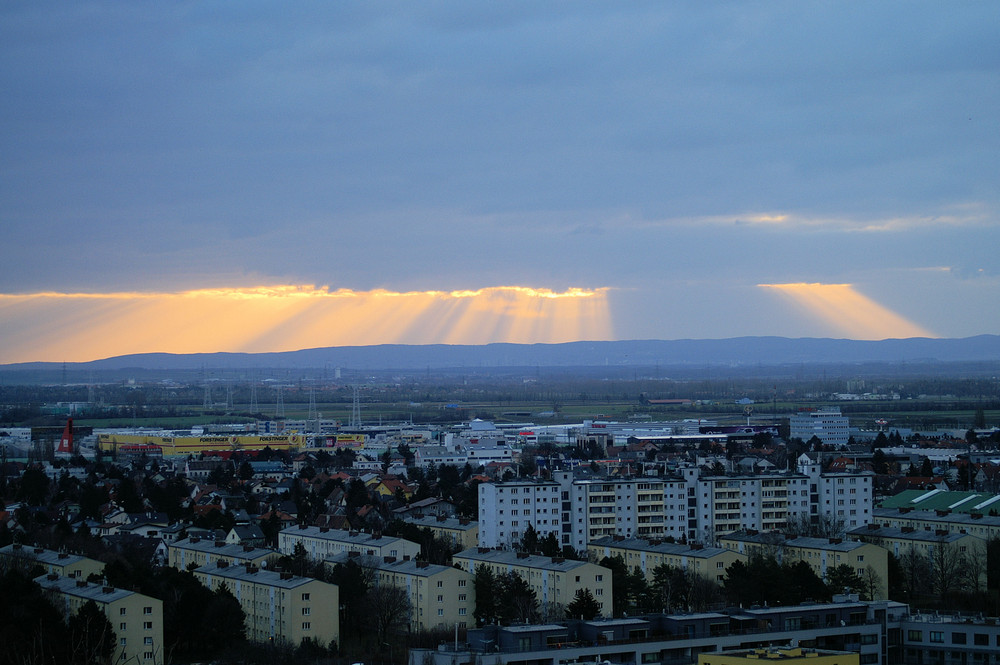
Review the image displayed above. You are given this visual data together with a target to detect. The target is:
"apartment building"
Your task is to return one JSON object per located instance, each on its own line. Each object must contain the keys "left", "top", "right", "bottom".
{"left": 848, "top": 525, "right": 987, "bottom": 590}
{"left": 278, "top": 525, "right": 420, "bottom": 561}
{"left": 36, "top": 573, "right": 164, "bottom": 665}
{"left": 453, "top": 548, "right": 612, "bottom": 618}
{"left": 554, "top": 473, "right": 667, "bottom": 553}
{"left": 871, "top": 507, "right": 1000, "bottom": 541}
{"left": 588, "top": 535, "right": 746, "bottom": 584}
{"left": 719, "top": 531, "right": 888, "bottom": 599}
{"left": 799, "top": 458, "right": 875, "bottom": 533}
{"left": 680, "top": 466, "right": 812, "bottom": 543}
{"left": 477, "top": 480, "right": 561, "bottom": 549}
{"left": 166, "top": 537, "right": 279, "bottom": 571}
{"left": 789, "top": 408, "right": 851, "bottom": 446}
{"left": 899, "top": 612, "right": 1000, "bottom": 665}
{"left": 194, "top": 561, "right": 338, "bottom": 647}
{"left": 398, "top": 513, "right": 480, "bottom": 550}
{"left": 326, "top": 551, "right": 475, "bottom": 631}
{"left": 1, "top": 543, "right": 104, "bottom": 579}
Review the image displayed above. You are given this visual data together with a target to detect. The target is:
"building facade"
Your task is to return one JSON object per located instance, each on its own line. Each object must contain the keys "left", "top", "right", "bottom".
{"left": 278, "top": 525, "right": 420, "bottom": 561}
{"left": 193, "top": 562, "right": 339, "bottom": 648}
{"left": 477, "top": 480, "right": 561, "bottom": 549}
{"left": 36, "top": 573, "right": 165, "bottom": 665}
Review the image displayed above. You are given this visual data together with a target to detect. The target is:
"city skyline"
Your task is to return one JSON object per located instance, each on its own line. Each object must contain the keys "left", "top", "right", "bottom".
{"left": 2, "top": 4, "right": 997, "bottom": 363}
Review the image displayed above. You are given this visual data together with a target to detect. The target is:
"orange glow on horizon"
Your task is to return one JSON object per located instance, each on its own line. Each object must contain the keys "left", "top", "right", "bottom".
{"left": 0, "top": 286, "right": 613, "bottom": 364}
{"left": 758, "top": 282, "right": 935, "bottom": 340}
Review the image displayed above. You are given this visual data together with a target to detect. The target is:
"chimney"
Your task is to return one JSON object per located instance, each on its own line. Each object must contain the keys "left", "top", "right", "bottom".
{"left": 516, "top": 552, "right": 529, "bottom": 559}
{"left": 34, "top": 548, "right": 44, "bottom": 554}
{"left": 384, "top": 556, "right": 396, "bottom": 563}
{"left": 280, "top": 572, "right": 293, "bottom": 580}
{"left": 12, "top": 544, "right": 22, "bottom": 550}
{"left": 459, "top": 518, "right": 469, "bottom": 525}
{"left": 58, "top": 552, "right": 68, "bottom": 559}
{"left": 867, "top": 524, "right": 879, "bottom": 530}
{"left": 320, "top": 527, "right": 329, "bottom": 533}
{"left": 215, "top": 541, "right": 225, "bottom": 548}
{"left": 829, "top": 538, "right": 842, "bottom": 545}
{"left": 218, "top": 560, "right": 229, "bottom": 568}
{"left": 902, "top": 526, "right": 914, "bottom": 533}
{"left": 478, "top": 547, "right": 489, "bottom": 554}
{"left": 935, "top": 529, "right": 948, "bottom": 536}
{"left": 416, "top": 561, "right": 429, "bottom": 568}
{"left": 971, "top": 513, "right": 983, "bottom": 519}
{"left": 552, "top": 557, "right": 565, "bottom": 564}
{"left": 103, "top": 586, "right": 114, "bottom": 594}
{"left": 298, "top": 524, "right": 307, "bottom": 530}
{"left": 403, "top": 555, "right": 411, "bottom": 561}
{"left": 46, "top": 573, "right": 59, "bottom": 581}
{"left": 191, "top": 537, "right": 201, "bottom": 543}
{"left": 243, "top": 545, "right": 253, "bottom": 552}
{"left": 76, "top": 579, "right": 87, "bottom": 587}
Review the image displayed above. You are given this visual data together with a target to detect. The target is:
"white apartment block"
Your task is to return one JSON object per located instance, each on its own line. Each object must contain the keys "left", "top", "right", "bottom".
{"left": 553, "top": 473, "right": 668, "bottom": 553}
{"left": 799, "top": 458, "right": 875, "bottom": 532}
{"left": 478, "top": 480, "right": 561, "bottom": 549}
{"left": 789, "top": 408, "right": 851, "bottom": 446}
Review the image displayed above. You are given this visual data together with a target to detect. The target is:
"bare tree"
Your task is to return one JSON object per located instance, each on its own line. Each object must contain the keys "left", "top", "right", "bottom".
{"left": 861, "top": 565, "right": 884, "bottom": 601}
{"left": 930, "top": 536, "right": 967, "bottom": 600}
{"left": 961, "top": 539, "right": 988, "bottom": 593}
{"left": 898, "top": 545, "right": 932, "bottom": 601}
{"left": 364, "top": 584, "right": 412, "bottom": 647}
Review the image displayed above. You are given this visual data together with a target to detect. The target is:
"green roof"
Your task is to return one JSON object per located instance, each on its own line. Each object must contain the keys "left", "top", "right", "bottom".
{"left": 879, "top": 489, "right": 1000, "bottom": 514}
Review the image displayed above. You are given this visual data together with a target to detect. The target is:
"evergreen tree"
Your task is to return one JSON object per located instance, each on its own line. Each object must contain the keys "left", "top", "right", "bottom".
{"left": 566, "top": 588, "right": 602, "bottom": 620}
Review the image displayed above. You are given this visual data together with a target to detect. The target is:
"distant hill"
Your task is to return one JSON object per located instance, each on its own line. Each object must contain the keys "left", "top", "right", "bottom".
{"left": 4, "top": 335, "right": 1000, "bottom": 373}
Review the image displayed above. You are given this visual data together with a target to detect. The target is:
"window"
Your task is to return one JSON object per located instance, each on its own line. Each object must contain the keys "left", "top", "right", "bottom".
{"left": 952, "top": 633, "right": 967, "bottom": 645}
{"left": 143, "top": 621, "right": 152, "bottom": 630}
{"left": 437, "top": 595, "right": 443, "bottom": 602}
{"left": 459, "top": 608, "right": 467, "bottom": 615}
{"left": 302, "top": 622, "right": 310, "bottom": 630}
{"left": 930, "top": 631, "right": 944, "bottom": 643}
{"left": 437, "top": 609, "right": 444, "bottom": 616}
{"left": 143, "top": 652, "right": 154, "bottom": 660}
{"left": 143, "top": 606, "right": 152, "bottom": 615}
{"left": 458, "top": 594, "right": 467, "bottom": 601}
{"left": 301, "top": 593, "right": 310, "bottom": 601}
{"left": 120, "top": 608, "right": 127, "bottom": 616}
{"left": 458, "top": 579, "right": 467, "bottom": 587}
{"left": 144, "top": 637, "right": 153, "bottom": 645}
{"left": 120, "top": 623, "right": 127, "bottom": 631}
{"left": 120, "top": 638, "right": 127, "bottom": 646}
{"left": 596, "top": 575, "right": 603, "bottom": 582}
{"left": 717, "top": 562, "right": 724, "bottom": 568}
{"left": 302, "top": 607, "right": 310, "bottom": 615}
{"left": 974, "top": 634, "right": 988, "bottom": 646}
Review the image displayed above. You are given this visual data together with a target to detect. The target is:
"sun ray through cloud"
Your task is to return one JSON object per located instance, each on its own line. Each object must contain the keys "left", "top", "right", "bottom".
{"left": 0, "top": 286, "right": 613, "bottom": 363}
{"left": 757, "top": 283, "right": 935, "bottom": 340}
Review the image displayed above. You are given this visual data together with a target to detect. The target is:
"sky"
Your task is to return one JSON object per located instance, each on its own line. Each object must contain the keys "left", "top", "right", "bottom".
{"left": 1, "top": 2, "right": 998, "bottom": 363}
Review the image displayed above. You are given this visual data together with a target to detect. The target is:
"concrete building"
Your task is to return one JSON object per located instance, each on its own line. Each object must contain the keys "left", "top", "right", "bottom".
{"left": 194, "top": 561, "right": 338, "bottom": 648}
{"left": 167, "top": 537, "right": 279, "bottom": 571}
{"left": 477, "top": 480, "right": 561, "bottom": 549}
{"left": 36, "top": 573, "right": 164, "bottom": 665}
{"left": 848, "top": 525, "right": 987, "bottom": 590}
{"left": 799, "top": 457, "right": 875, "bottom": 533}
{"left": 870, "top": 507, "right": 1000, "bottom": 541}
{"left": 326, "top": 551, "right": 475, "bottom": 631}
{"left": 278, "top": 525, "right": 420, "bottom": 561}
{"left": 555, "top": 474, "right": 667, "bottom": 553}
{"left": 719, "top": 531, "right": 888, "bottom": 599}
{"left": 789, "top": 408, "right": 851, "bottom": 446}
{"left": 410, "top": 596, "right": 907, "bottom": 665}
{"left": 398, "top": 513, "right": 480, "bottom": 550}
{"left": 899, "top": 611, "right": 1000, "bottom": 665}
{"left": 1, "top": 543, "right": 104, "bottom": 579}
{"left": 588, "top": 535, "right": 746, "bottom": 585}
{"left": 453, "top": 548, "right": 612, "bottom": 619}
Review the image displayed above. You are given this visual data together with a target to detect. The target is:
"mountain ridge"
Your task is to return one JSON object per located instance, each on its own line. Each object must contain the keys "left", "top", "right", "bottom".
{"left": 5, "top": 335, "right": 1000, "bottom": 371}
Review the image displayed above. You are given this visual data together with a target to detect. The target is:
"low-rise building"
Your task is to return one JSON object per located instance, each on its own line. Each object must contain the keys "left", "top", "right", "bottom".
{"left": 588, "top": 535, "right": 745, "bottom": 585}
{"left": 1, "top": 543, "right": 104, "bottom": 579}
{"left": 167, "top": 537, "right": 279, "bottom": 570}
{"left": 453, "top": 548, "right": 612, "bottom": 618}
{"left": 719, "top": 531, "right": 889, "bottom": 600}
{"left": 278, "top": 525, "right": 420, "bottom": 561}
{"left": 398, "top": 513, "right": 479, "bottom": 550}
{"left": 36, "top": 573, "right": 164, "bottom": 665}
{"left": 193, "top": 561, "right": 338, "bottom": 648}
{"left": 849, "top": 525, "right": 987, "bottom": 590}
{"left": 326, "top": 552, "right": 475, "bottom": 631}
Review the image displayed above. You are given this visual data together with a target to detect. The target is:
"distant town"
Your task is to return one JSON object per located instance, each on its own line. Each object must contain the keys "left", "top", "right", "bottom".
{"left": 1, "top": 370, "right": 998, "bottom": 665}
